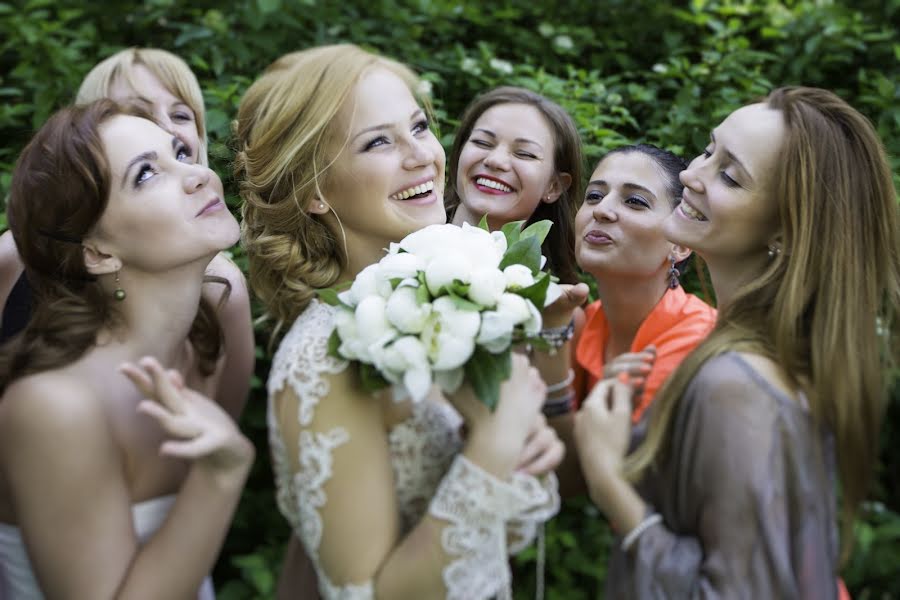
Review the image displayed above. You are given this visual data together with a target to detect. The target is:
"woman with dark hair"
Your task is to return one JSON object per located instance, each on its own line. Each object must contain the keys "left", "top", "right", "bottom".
{"left": 575, "top": 87, "right": 899, "bottom": 597}
{"left": 0, "top": 100, "right": 253, "bottom": 598}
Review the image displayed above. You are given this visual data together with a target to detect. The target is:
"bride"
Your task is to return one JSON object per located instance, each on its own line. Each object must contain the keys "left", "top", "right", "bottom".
{"left": 235, "top": 44, "right": 564, "bottom": 599}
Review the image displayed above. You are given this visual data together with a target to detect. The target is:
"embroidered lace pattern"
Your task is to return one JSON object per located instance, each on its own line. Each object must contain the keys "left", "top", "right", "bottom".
{"left": 429, "top": 455, "right": 560, "bottom": 600}
{"left": 268, "top": 300, "right": 559, "bottom": 599}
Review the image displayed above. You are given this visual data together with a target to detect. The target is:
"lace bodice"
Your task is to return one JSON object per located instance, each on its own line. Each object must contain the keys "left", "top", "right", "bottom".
{"left": 267, "top": 300, "right": 559, "bottom": 600}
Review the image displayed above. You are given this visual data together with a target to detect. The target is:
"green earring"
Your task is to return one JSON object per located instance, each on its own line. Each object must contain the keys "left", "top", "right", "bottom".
{"left": 114, "top": 270, "right": 126, "bottom": 301}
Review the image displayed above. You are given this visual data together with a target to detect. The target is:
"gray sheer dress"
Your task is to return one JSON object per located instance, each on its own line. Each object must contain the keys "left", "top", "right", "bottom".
{"left": 605, "top": 352, "right": 841, "bottom": 599}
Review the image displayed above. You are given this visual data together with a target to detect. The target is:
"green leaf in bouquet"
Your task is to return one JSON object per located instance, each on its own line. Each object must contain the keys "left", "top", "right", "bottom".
{"left": 447, "top": 292, "right": 481, "bottom": 312}
{"left": 389, "top": 277, "right": 404, "bottom": 289}
{"left": 498, "top": 235, "right": 542, "bottom": 274}
{"left": 326, "top": 329, "right": 342, "bottom": 358}
{"left": 449, "top": 279, "right": 471, "bottom": 297}
{"left": 415, "top": 283, "right": 431, "bottom": 305}
{"left": 464, "top": 347, "right": 512, "bottom": 411}
{"left": 526, "top": 336, "right": 552, "bottom": 353}
{"left": 315, "top": 287, "right": 343, "bottom": 307}
{"left": 501, "top": 219, "right": 526, "bottom": 246}
{"left": 358, "top": 362, "right": 390, "bottom": 394}
{"left": 515, "top": 271, "right": 551, "bottom": 308}
{"left": 520, "top": 219, "right": 553, "bottom": 245}
{"left": 477, "top": 214, "right": 490, "bottom": 231}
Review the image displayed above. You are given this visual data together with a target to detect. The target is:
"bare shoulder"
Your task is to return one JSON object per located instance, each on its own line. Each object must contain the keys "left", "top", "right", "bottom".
{"left": 0, "top": 372, "right": 110, "bottom": 455}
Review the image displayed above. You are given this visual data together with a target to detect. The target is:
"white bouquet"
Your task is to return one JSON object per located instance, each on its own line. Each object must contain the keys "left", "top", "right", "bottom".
{"left": 316, "top": 218, "right": 561, "bottom": 409}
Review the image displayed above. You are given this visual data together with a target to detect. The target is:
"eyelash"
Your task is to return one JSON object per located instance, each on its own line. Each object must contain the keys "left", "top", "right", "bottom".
{"left": 469, "top": 138, "right": 537, "bottom": 159}
{"left": 134, "top": 143, "right": 193, "bottom": 187}
{"left": 172, "top": 112, "right": 193, "bottom": 123}
{"left": 363, "top": 119, "right": 430, "bottom": 151}
{"left": 583, "top": 190, "right": 649, "bottom": 208}
{"left": 702, "top": 147, "right": 740, "bottom": 188}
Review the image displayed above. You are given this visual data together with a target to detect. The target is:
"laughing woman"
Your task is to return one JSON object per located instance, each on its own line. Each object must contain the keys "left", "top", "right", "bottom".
{"left": 0, "top": 100, "right": 253, "bottom": 598}
{"left": 235, "top": 45, "right": 562, "bottom": 599}
{"left": 574, "top": 87, "right": 900, "bottom": 597}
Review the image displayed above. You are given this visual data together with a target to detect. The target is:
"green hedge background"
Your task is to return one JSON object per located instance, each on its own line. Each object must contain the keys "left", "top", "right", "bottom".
{"left": 2, "top": 0, "right": 898, "bottom": 597}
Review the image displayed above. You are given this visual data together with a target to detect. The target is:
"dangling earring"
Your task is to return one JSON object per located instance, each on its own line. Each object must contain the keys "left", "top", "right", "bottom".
{"left": 767, "top": 244, "right": 782, "bottom": 259}
{"left": 113, "top": 270, "right": 126, "bottom": 301}
{"left": 667, "top": 256, "right": 680, "bottom": 289}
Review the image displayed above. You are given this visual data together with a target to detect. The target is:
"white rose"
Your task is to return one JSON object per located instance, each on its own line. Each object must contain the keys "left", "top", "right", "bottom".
{"left": 425, "top": 254, "right": 471, "bottom": 296}
{"left": 468, "top": 267, "right": 506, "bottom": 307}
{"left": 379, "top": 252, "right": 425, "bottom": 281}
{"left": 385, "top": 286, "right": 431, "bottom": 334}
{"left": 503, "top": 264, "right": 535, "bottom": 290}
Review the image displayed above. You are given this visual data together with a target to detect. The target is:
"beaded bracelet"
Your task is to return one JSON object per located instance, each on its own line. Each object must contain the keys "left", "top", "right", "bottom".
{"left": 542, "top": 389, "right": 575, "bottom": 417}
{"left": 621, "top": 513, "right": 663, "bottom": 552}
{"left": 538, "top": 319, "right": 575, "bottom": 354}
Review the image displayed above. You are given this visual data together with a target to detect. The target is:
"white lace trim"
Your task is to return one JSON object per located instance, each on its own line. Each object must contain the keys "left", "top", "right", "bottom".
{"left": 429, "top": 455, "right": 560, "bottom": 600}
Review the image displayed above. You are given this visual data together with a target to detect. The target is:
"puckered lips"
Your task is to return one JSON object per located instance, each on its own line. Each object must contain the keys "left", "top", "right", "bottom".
{"left": 389, "top": 175, "right": 437, "bottom": 205}
{"left": 583, "top": 227, "right": 614, "bottom": 246}
{"left": 472, "top": 174, "right": 514, "bottom": 195}
{"left": 195, "top": 197, "right": 225, "bottom": 217}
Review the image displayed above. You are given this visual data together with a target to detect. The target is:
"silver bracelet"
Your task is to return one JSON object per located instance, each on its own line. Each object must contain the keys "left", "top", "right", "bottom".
{"left": 546, "top": 368, "right": 575, "bottom": 393}
{"left": 621, "top": 513, "right": 663, "bottom": 552}
{"left": 538, "top": 319, "right": 575, "bottom": 354}
{"left": 542, "top": 390, "right": 575, "bottom": 417}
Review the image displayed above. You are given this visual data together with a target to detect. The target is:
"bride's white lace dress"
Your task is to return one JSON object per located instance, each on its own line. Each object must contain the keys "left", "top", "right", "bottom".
{"left": 268, "top": 300, "right": 560, "bottom": 599}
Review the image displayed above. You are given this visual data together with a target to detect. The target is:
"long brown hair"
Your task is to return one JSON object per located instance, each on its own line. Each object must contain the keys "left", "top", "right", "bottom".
{"left": 0, "top": 100, "right": 225, "bottom": 392}
{"left": 445, "top": 87, "right": 583, "bottom": 284}
{"left": 626, "top": 87, "right": 900, "bottom": 560}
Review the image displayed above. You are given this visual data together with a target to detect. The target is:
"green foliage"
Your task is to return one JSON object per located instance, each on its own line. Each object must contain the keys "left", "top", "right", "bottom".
{"left": 1, "top": 0, "right": 898, "bottom": 597}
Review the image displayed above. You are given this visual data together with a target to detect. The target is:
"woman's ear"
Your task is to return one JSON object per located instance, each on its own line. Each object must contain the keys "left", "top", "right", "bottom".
{"left": 670, "top": 244, "right": 692, "bottom": 263}
{"left": 307, "top": 198, "right": 329, "bottom": 215}
{"left": 543, "top": 172, "right": 572, "bottom": 204}
{"left": 82, "top": 243, "right": 121, "bottom": 276}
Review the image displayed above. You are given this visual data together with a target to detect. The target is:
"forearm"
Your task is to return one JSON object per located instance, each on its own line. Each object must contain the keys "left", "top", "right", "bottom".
{"left": 114, "top": 452, "right": 252, "bottom": 599}
{"left": 548, "top": 412, "right": 587, "bottom": 497}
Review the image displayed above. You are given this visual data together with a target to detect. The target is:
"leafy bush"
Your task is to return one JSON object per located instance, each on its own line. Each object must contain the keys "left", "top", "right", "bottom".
{"left": 1, "top": 0, "right": 898, "bottom": 597}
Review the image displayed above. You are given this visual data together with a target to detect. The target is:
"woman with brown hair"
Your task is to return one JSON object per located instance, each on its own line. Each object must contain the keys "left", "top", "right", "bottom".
{"left": 0, "top": 100, "right": 253, "bottom": 598}
{"left": 574, "top": 87, "right": 899, "bottom": 597}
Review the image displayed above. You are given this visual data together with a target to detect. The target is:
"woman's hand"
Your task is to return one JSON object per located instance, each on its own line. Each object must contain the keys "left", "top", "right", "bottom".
{"left": 602, "top": 345, "right": 655, "bottom": 396}
{"left": 542, "top": 282, "right": 589, "bottom": 329}
{"left": 573, "top": 376, "right": 636, "bottom": 500}
{"left": 449, "top": 353, "right": 547, "bottom": 476}
{"left": 515, "top": 412, "right": 565, "bottom": 476}
{"left": 120, "top": 356, "right": 254, "bottom": 481}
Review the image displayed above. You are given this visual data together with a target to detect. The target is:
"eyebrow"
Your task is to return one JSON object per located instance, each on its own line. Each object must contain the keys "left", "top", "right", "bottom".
{"left": 472, "top": 128, "right": 544, "bottom": 149}
{"left": 710, "top": 131, "right": 752, "bottom": 181}
{"left": 121, "top": 137, "right": 179, "bottom": 189}
{"left": 352, "top": 108, "right": 425, "bottom": 141}
{"left": 588, "top": 179, "right": 656, "bottom": 198}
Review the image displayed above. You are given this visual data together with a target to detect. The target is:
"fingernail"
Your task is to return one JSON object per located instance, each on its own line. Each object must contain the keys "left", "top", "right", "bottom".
{"left": 617, "top": 372, "right": 629, "bottom": 384}
{"left": 638, "top": 364, "right": 652, "bottom": 374}
{"left": 631, "top": 376, "right": 646, "bottom": 387}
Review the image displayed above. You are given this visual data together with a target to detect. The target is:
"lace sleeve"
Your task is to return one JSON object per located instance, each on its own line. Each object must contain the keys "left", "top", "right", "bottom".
{"left": 429, "top": 456, "right": 560, "bottom": 600}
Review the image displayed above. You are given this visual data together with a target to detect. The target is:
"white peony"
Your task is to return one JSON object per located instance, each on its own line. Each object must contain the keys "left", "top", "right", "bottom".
{"left": 468, "top": 266, "right": 507, "bottom": 307}
{"left": 476, "top": 310, "right": 516, "bottom": 353}
{"left": 496, "top": 293, "right": 542, "bottom": 335}
{"left": 423, "top": 296, "right": 481, "bottom": 370}
{"left": 348, "top": 263, "right": 392, "bottom": 306}
{"left": 424, "top": 254, "right": 471, "bottom": 296}
{"left": 379, "top": 251, "right": 425, "bottom": 281}
{"left": 353, "top": 296, "right": 398, "bottom": 361}
{"left": 385, "top": 286, "right": 431, "bottom": 334}
{"left": 503, "top": 264, "right": 535, "bottom": 290}
{"left": 377, "top": 336, "right": 432, "bottom": 402}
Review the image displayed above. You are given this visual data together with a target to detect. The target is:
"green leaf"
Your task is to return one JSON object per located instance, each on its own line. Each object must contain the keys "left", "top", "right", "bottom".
{"left": 358, "top": 363, "right": 390, "bottom": 393}
{"left": 415, "top": 283, "right": 431, "bottom": 305}
{"left": 327, "top": 329, "right": 341, "bottom": 358}
{"left": 447, "top": 292, "right": 481, "bottom": 312}
{"left": 520, "top": 219, "right": 553, "bottom": 245}
{"left": 464, "top": 347, "right": 512, "bottom": 411}
{"left": 477, "top": 214, "right": 490, "bottom": 231}
{"left": 449, "top": 279, "right": 470, "bottom": 297}
{"left": 499, "top": 236, "right": 542, "bottom": 274}
{"left": 315, "top": 287, "right": 342, "bottom": 306}
{"left": 515, "top": 271, "right": 550, "bottom": 308}
{"left": 501, "top": 220, "right": 526, "bottom": 246}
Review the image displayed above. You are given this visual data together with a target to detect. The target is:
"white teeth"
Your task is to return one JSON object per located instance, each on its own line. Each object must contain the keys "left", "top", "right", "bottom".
{"left": 475, "top": 177, "right": 513, "bottom": 193}
{"left": 680, "top": 202, "right": 708, "bottom": 221}
{"left": 391, "top": 180, "right": 434, "bottom": 201}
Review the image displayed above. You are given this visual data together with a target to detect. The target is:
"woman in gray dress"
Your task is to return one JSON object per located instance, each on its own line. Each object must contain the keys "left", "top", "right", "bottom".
{"left": 572, "top": 86, "right": 899, "bottom": 598}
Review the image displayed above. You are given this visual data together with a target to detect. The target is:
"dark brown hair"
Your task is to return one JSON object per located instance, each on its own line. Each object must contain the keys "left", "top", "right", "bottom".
{"left": 0, "top": 99, "right": 226, "bottom": 391}
{"left": 445, "top": 86, "right": 583, "bottom": 284}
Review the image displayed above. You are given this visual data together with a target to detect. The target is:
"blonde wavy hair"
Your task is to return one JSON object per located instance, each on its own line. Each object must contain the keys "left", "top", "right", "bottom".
{"left": 626, "top": 87, "right": 900, "bottom": 562}
{"left": 234, "top": 44, "right": 431, "bottom": 334}
{"left": 76, "top": 47, "right": 208, "bottom": 165}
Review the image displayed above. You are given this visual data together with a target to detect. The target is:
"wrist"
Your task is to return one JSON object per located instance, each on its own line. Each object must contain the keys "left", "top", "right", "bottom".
{"left": 536, "top": 319, "right": 575, "bottom": 355}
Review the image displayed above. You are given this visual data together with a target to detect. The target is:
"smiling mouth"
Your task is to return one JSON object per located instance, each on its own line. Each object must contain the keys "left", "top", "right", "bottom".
{"left": 678, "top": 201, "right": 708, "bottom": 221}
{"left": 474, "top": 177, "right": 513, "bottom": 193}
{"left": 390, "top": 180, "right": 434, "bottom": 201}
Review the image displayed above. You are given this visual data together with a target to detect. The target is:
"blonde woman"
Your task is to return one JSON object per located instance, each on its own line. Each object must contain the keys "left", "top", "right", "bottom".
{"left": 235, "top": 44, "right": 563, "bottom": 599}
{"left": 0, "top": 48, "right": 253, "bottom": 421}
{"left": 574, "top": 87, "right": 899, "bottom": 597}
